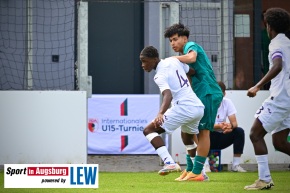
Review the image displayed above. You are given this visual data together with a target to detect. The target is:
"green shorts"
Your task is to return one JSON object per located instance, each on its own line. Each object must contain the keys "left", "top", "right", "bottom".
{"left": 198, "top": 93, "right": 223, "bottom": 131}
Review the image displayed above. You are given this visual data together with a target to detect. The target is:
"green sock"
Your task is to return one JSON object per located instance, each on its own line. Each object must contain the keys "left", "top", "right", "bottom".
{"left": 186, "top": 154, "right": 193, "bottom": 172}
{"left": 192, "top": 155, "right": 206, "bottom": 174}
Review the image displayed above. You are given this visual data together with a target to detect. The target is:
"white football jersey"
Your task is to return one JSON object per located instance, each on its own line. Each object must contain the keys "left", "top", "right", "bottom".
{"left": 268, "top": 34, "right": 290, "bottom": 106}
{"left": 154, "top": 57, "right": 204, "bottom": 107}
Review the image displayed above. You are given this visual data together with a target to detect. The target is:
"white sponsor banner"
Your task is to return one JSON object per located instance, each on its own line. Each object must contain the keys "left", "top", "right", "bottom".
{"left": 88, "top": 95, "right": 159, "bottom": 154}
{"left": 4, "top": 164, "right": 98, "bottom": 188}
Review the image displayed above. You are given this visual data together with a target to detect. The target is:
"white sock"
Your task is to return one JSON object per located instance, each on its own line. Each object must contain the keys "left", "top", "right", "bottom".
{"left": 233, "top": 157, "right": 240, "bottom": 167}
{"left": 156, "top": 146, "right": 175, "bottom": 164}
{"left": 256, "top": 155, "right": 271, "bottom": 182}
{"left": 190, "top": 156, "right": 195, "bottom": 165}
{"left": 201, "top": 168, "right": 206, "bottom": 175}
{"left": 205, "top": 157, "right": 209, "bottom": 165}
{"left": 201, "top": 158, "right": 209, "bottom": 175}
{"left": 192, "top": 156, "right": 207, "bottom": 175}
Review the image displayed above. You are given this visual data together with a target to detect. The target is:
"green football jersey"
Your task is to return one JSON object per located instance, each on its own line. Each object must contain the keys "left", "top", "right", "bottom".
{"left": 183, "top": 42, "right": 222, "bottom": 97}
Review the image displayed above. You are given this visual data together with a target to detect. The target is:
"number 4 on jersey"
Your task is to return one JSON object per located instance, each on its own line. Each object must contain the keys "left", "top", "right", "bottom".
{"left": 176, "top": 70, "right": 189, "bottom": 88}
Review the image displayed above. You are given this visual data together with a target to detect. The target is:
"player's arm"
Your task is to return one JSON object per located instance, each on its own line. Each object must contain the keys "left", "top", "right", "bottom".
{"left": 187, "top": 67, "right": 195, "bottom": 76}
{"left": 159, "top": 89, "right": 172, "bottom": 115}
{"left": 182, "top": 62, "right": 195, "bottom": 85}
{"left": 174, "top": 50, "right": 197, "bottom": 64}
{"left": 186, "top": 74, "right": 193, "bottom": 86}
{"left": 247, "top": 57, "right": 282, "bottom": 97}
{"left": 153, "top": 89, "right": 172, "bottom": 127}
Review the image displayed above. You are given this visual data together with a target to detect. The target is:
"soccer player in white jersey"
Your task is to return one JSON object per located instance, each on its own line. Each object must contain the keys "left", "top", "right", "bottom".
{"left": 244, "top": 8, "right": 290, "bottom": 190}
{"left": 139, "top": 46, "right": 205, "bottom": 175}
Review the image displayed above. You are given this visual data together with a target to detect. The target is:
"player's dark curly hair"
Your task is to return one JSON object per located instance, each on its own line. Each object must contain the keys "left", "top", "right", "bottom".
{"left": 140, "top": 46, "right": 159, "bottom": 58}
{"left": 164, "top": 23, "right": 190, "bottom": 38}
{"left": 264, "top": 8, "right": 290, "bottom": 34}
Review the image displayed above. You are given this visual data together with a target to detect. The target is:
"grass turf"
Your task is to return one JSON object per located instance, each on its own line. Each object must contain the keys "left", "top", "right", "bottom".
{"left": 1, "top": 171, "right": 290, "bottom": 193}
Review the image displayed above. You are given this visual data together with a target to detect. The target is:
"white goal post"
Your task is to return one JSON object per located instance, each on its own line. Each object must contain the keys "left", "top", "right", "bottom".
{"left": 77, "top": 1, "right": 92, "bottom": 98}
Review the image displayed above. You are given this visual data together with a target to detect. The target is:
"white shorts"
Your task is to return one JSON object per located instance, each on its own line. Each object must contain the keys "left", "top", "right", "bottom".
{"left": 160, "top": 103, "right": 204, "bottom": 135}
{"left": 255, "top": 98, "right": 290, "bottom": 134}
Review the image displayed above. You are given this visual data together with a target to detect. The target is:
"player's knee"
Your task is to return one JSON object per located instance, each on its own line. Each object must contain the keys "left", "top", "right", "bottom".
{"left": 249, "top": 130, "right": 259, "bottom": 143}
{"left": 143, "top": 127, "right": 150, "bottom": 136}
{"left": 143, "top": 122, "right": 155, "bottom": 135}
{"left": 181, "top": 133, "right": 193, "bottom": 144}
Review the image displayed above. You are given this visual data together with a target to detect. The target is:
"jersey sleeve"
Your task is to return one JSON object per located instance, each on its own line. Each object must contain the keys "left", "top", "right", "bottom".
{"left": 183, "top": 42, "right": 198, "bottom": 55}
{"left": 225, "top": 98, "right": 237, "bottom": 116}
{"left": 154, "top": 71, "right": 169, "bottom": 93}
{"left": 269, "top": 41, "right": 283, "bottom": 62}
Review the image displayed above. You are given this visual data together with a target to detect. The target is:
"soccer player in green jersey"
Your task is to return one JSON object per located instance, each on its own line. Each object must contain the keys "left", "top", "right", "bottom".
{"left": 164, "top": 23, "right": 223, "bottom": 181}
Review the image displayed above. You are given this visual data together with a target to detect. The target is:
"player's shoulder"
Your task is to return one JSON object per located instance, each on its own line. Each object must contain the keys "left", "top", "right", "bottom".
{"left": 184, "top": 41, "right": 199, "bottom": 54}
{"left": 184, "top": 41, "right": 196, "bottom": 49}
{"left": 186, "top": 41, "right": 196, "bottom": 46}
{"left": 163, "top": 57, "right": 184, "bottom": 67}
{"left": 269, "top": 34, "right": 289, "bottom": 51}
{"left": 164, "top": 57, "right": 176, "bottom": 62}
{"left": 156, "top": 59, "right": 171, "bottom": 71}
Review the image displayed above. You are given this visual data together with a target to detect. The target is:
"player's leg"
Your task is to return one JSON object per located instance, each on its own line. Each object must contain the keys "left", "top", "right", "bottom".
{"left": 175, "top": 105, "right": 204, "bottom": 181}
{"left": 184, "top": 93, "right": 222, "bottom": 181}
{"left": 145, "top": 104, "right": 202, "bottom": 176}
{"left": 175, "top": 133, "right": 199, "bottom": 181}
{"left": 174, "top": 132, "right": 197, "bottom": 181}
{"left": 143, "top": 123, "right": 171, "bottom": 162}
{"left": 272, "top": 129, "right": 290, "bottom": 155}
{"left": 249, "top": 118, "right": 267, "bottom": 155}
{"left": 176, "top": 132, "right": 198, "bottom": 180}
{"left": 192, "top": 96, "right": 212, "bottom": 178}
{"left": 181, "top": 132, "right": 198, "bottom": 172}
{"left": 143, "top": 123, "right": 181, "bottom": 175}
{"left": 178, "top": 132, "right": 209, "bottom": 181}
{"left": 272, "top": 114, "right": 290, "bottom": 155}
{"left": 244, "top": 101, "right": 285, "bottom": 190}
{"left": 194, "top": 129, "right": 210, "bottom": 172}
{"left": 244, "top": 118, "right": 273, "bottom": 190}
{"left": 197, "top": 94, "right": 222, "bottom": 174}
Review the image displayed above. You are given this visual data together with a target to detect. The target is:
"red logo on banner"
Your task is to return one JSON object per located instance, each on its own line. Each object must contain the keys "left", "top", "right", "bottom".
{"left": 88, "top": 118, "right": 98, "bottom": 133}
{"left": 121, "top": 135, "right": 128, "bottom": 151}
{"left": 120, "top": 99, "right": 128, "bottom": 116}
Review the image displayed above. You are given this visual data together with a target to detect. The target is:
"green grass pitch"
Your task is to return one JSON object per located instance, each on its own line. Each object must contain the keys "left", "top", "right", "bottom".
{"left": 1, "top": 171, "right": 290, "bottom": 193}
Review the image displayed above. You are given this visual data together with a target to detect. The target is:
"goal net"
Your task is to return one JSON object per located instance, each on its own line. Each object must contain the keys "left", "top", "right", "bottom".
{"left": 0, "top": 0, "right": 76, "bottom": 90}
{"left": 0, "top": 0, "right": 275, "bottom": 91}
